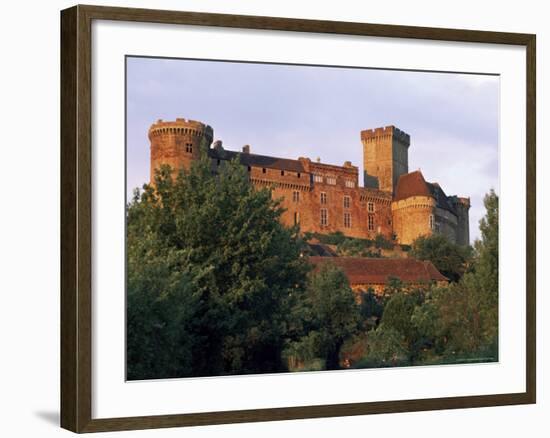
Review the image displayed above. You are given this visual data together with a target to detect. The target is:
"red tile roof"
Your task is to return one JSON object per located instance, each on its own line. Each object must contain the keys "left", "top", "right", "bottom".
{"left": 309, "top": 256, "right": 448, "bottom": 284}
{"left": 394, "top": 170, "right": 432, "bottom": 201}
{"left": 394, "top": 170, "right": 457, "bottom": 215}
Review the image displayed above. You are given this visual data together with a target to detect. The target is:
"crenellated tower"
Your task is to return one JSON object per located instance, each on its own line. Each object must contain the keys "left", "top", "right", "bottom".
{"left": 143, "top": 117, "right": 469, "bottom": 247}
{"left": 148, "top": 118, "right": 213, "bottom": 182}
{"left": 361, "top": 126, "right": 410, "bottom": 193}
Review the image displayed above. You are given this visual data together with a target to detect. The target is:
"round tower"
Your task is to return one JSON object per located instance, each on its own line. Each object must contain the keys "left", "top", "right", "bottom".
{"left": 148, "top": 118, "right": 214, "bottom": 182}
{"left": 449, "top": 196, "right": 471, "bottom": 246}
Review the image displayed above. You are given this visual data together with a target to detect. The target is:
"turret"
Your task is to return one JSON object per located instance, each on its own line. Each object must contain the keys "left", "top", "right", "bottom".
{"left": 361, "top": 126, "right": 410, "bottom": 193}
{"left": 148, "top": 118, "right": 213, "bottom": 182}
{"left": 449, "top": 196, "right": 471, "bottom": 246}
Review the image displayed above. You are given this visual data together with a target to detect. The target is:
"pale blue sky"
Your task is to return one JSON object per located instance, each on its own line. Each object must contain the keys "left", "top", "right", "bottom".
{"left": 126, "top": 56, "right": 499, "bottom": 242}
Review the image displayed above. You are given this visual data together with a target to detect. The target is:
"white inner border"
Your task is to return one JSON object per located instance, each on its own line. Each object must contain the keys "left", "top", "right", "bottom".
{"left": 92, "top": 20, "right": 526, "bottom": 419}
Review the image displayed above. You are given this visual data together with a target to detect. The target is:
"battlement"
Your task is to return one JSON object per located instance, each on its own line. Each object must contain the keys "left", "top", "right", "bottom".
{"left": 145, "top": 116, "right": 469, "bottom": 246}
{"left": 361, "top": 125, "right": 410, "bottom": 145}
{"left": 148, "top": 118, "right": 214, "bottom": 143}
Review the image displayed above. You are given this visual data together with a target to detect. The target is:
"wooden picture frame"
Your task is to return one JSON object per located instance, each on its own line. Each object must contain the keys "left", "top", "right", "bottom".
{"left": 60, "top": 4, "right": 536, "bottom": 433}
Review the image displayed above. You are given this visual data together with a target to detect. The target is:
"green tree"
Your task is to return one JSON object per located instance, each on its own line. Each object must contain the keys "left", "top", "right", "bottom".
{"left": 414, "top": 282, "right": 490, "bottom": 359}
{"left": 337, "top": 238, "right": 381, "bottom": 257}
{"left": 126, "top": 150, "right": 309, "bottom": 378}
{"left": 374, "top": 233, "right": 394, "bottom": 249}
{"left": 287, "top": 263, "right": 360, "bottom": 370}
{"left": 357, "top": 326, "right": 409, "bottom": 367}
{"left": 411, "top": 191, "right": 499, "bottom": 362}
{"left": 358, "top": 288, "right": 384, "bottom": 327}
{"left": 382, "top": 276, "right": 404, "bottom": 297}
{"left": 458, "top": 189, "right": 499, "bottom": 350}
{"left": 410, "top": 234, "right": 473, "bottom": 282}
{"left": 380, "top": 289, "right": 428, "bottom": 361}
{"left": 472, "top": 189, "right": 499, "bottom": 306}
{"left": 126, "top": 239, "right": 199, "bottom": 380}
{"left": 380, "top": 292, "right": 416, "bottom": 336}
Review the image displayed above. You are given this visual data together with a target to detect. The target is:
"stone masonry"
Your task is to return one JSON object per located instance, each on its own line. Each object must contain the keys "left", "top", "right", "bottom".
{"left": 148, "top": 118, "right": 470, "bottom": 246}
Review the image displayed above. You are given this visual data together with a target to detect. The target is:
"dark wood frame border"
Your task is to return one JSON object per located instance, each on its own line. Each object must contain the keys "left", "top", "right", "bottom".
{"left": 60, "top": 4, "right": 536, "bottom": 433}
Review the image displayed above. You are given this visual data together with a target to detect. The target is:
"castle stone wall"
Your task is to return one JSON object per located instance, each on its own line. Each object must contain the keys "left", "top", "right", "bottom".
{"left": 449, "top": 197, "right": 471, "bottom": 246}
{"left": 434, "top": 206, "right": 458, "bottom": 243}
{"left": 361, "top": 126, "right": 410, "bottom": 193}
{"left": 391, "top": 196, "right": 435, "bottom": 245}
{"left": 149, "top": 118, "right": 213, "bottom": 182}
{"left": 245, "top": 160, "right": 392, "bottom": 240}
{"left": 147, "top": 119, "right": 470, "bottom": 246}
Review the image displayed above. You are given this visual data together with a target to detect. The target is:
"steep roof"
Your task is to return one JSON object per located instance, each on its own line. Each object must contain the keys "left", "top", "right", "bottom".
{"left": 427, "top": 182, "right": 456, "bottom": 214}
{"left": 394, "top": 170, "right": 432, "bottom": 201}
{"left": 208, "top": 148, "right": 305, "bottom": 173}
{"left": 394, "top": 170, "right": 457, "bottom": 215}
{"left": 308, "top": 242, "right": 338, "bottom": 257}
{"left": 309, "top": 256, "right": 448, "bottom": 284}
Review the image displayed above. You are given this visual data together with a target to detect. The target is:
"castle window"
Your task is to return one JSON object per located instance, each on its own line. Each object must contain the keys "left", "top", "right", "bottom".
{"left": 367, "top": 202, "right": 375, "bottom": 213}
{"left": 326, "top": 176, "right": 337, "bottom": 185}
{"left": 343, "top": 196, "right": 350, "bottom": 209}
{"left": 247, "top": 166, "right": 251, "bottom": 172}
{"left": 314, "top": 174, "right": 323, "bottom": 183}
{"left": 262, "top": 168, "right": 267, "bottom": 174}
{"left": 297, "top": 172, "right": 301, "bottom": 178}
{"left": 281, "top": 170, "right": 285, "bottom": 176}
{"left": 344, "top": 212, "right": 351, "bottom": 228}
{"left": 320, "top": 208, "right": 328, "bottom": 226}
{"left": 217, "top": 159, "right": 221, "bottom": 166}
{"left": 368, "top": 215, "right": 374, "bottom": 231}
{"left": 429, "top": 214, "right": 435, "bottom": 230}
{"left": 345, "top": 180, "right": 355, "bottom": 188}
{"left": 185, "top": 143, "right": 193, "bottom": 153}
{"left": 293, "top": 191, "right": 300, "bottom": 203}
{"left": 294, "top": 212, "right": 300, "bottom": 225}
{"left": 320, "top": 192, "right": 327, "bottom": 205}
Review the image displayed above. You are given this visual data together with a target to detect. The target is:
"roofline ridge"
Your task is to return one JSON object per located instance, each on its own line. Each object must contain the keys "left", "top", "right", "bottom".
{"left": 224, "top": 148, "right": 301, "bottom": 163}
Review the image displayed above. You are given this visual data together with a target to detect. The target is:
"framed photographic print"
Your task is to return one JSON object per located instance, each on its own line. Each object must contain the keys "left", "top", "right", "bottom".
{"left": 60, "top": 4, "right": 536, "bottom": 433}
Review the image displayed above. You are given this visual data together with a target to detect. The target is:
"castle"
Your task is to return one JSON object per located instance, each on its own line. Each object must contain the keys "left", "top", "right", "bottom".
{"left": 148, "top": 118, "right": 470, "bottom": 246}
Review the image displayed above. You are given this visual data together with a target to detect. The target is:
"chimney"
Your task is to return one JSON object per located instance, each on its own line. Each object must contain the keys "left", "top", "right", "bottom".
{"left": 242, "top": 145, "right": 250, "bottom": 154}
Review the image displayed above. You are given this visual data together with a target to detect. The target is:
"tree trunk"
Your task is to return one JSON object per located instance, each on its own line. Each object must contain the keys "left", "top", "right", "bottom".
{"left": 325, "top": 341, "right": 343, "bottom": 370}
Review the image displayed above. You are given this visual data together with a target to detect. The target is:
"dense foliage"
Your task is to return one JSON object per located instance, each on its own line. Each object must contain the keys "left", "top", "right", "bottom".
{"left": 127, "top": 153, "right": 309, "bottom": 379}
{"left": 283, "top": 263, "right": 360, "bottom": 370}
{"left": 304, "top": 231, "right": 396, "bottom": 257}
{"left": 127, "top": 153, "right": 499, "bottom": 378}
{"left": 410, "top": 234, "right": 473, "bottom": 282}
{"left": 354, "top": 190, "right": 499, "bottom": 368}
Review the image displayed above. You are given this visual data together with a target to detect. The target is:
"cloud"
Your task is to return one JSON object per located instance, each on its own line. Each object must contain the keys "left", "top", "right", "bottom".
{"left": 126, "top": 57, "right": 499, "bottom": 241}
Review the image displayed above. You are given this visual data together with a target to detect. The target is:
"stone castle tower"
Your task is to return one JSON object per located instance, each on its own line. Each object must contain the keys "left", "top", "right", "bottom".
{"left": 449, "top": 196, "right": 471, "bottom": 246}
{"left": 361, "top": 126, "right": 410, "bottom": 193}
{"left": 148, "top": 118, "right": 213, "bottom": 182}
{"left": 147, "top": 118, "right": 470, "bottom": 246}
